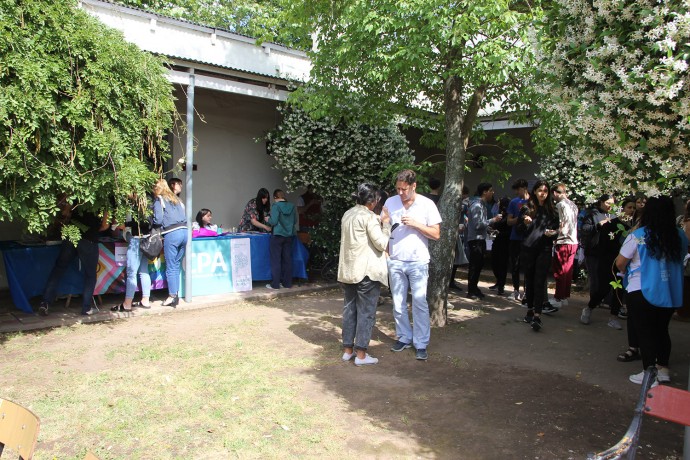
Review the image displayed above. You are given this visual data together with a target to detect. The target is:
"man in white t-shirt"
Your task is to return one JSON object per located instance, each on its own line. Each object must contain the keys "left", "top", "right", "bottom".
{"left": 385, "top": 170, "right": 442, "bottom": 361}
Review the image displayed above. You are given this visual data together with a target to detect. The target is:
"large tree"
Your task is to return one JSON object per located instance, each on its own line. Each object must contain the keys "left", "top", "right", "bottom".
{"left": 533, "top": 0, "right": 690, "bottom": 194}
{"left": 0, "top": 0, "right": 176, "bottom": 234}
{"left": 285, "top": 0, "right": 540, "bottom": 326}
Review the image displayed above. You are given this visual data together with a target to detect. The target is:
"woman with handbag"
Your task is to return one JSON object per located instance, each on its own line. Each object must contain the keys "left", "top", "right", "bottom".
{"left": 153, "top": 178, "right": 188, "bottom": 308}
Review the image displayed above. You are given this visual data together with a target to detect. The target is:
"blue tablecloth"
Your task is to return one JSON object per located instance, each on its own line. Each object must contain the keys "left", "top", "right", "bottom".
{"left": 0, "top": 234, "right": 308, "bottom": 313}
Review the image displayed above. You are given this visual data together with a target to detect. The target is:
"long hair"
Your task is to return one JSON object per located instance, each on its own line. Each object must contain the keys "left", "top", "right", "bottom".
{"left": 640, "top": 196, "right": 682, "bottom": 262}
{"left": 153, "top": 178, "right": 180, "bottom": 204}
{"left": 256, "top": 188, "right": 270, "bottom": 222}
{"left": 195, "top": 208, "right": 212, "bottom": 228}
{"left": 526, "top": 180, "right": 556, "bottom": 217}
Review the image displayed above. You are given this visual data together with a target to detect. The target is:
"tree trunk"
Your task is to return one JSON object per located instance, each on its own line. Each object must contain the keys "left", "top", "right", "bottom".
{"left": 428, "top": 76, "right": 486, "bottom": 327}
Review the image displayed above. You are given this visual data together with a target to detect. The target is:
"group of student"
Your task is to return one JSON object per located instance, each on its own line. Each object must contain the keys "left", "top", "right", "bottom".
{"left": 449, "top": 177, "right": 688, "bottom": 386}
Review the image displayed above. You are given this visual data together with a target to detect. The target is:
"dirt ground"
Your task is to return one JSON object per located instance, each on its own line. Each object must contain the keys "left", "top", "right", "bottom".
{"left": 3, "top": 280, "right": 689, "bottom": 459}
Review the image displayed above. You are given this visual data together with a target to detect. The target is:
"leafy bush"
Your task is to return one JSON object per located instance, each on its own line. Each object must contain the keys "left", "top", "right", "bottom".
{"left": 0, "top": 0, "right": 176, "bottom": 235}
{"left": 265, "top": 107, "right": 414, "bottom": 254}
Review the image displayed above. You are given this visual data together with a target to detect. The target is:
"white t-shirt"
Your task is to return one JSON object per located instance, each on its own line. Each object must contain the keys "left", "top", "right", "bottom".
{"left": 619, "top": 233, "right": 642, "bottom": 292}
{"left": 385, "top": 193, "right": 442, "bottom": 263}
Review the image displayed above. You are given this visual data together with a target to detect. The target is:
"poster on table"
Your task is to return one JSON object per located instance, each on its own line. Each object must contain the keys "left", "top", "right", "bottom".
{"left": 181, "top": 237, "right": 252, "bottom": 296}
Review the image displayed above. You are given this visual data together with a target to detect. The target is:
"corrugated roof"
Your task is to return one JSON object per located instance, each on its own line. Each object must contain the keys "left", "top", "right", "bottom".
{"left": 84, "top": 0, "right": 308, "bottom": 55}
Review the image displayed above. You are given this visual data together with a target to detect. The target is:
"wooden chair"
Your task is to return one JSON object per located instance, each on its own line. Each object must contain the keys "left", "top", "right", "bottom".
{"left": 0, "top": 398, "right": 40, "bottom": 460}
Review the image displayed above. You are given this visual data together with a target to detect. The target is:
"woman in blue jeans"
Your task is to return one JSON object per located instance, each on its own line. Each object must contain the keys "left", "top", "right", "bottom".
{"left": 337, "top": 184, "right": 391, "bottom": 366}
{"left": 112, "top": 207, "right": 153, "bottom": 312}
{"left": 153, "top": 179, "right": 188, "bottom": 308}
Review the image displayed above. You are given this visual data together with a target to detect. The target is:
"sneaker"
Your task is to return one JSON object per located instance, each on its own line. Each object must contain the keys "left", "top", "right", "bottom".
{"left": 560, "top": 299, "right": 569, "bottom": 308}
{"left": 342, "top": 351, "right": 355, "bottom": 361}
{"left": 542, "top": 304, "right": 559, "bottom": 315}
{"left": 607, "top": 318, "right": 623, "bottom": 330}
{"left": 531, "top": 316, "right": 542, "bottom": 331}
{"left": 354, "top": 354, "right": 379, "bottom": 366}
{"left": 618, "top": 308, "right": 628, "bottom": 320}
{"left": 415, "top": 349, "right": 428, "bottom": 361}
{"left": 629, "top": 371, "right": 659, "bottom": 387}
{"left": 497, "top": 288, "right": 505, "bottom": 295}
{"left": 580, "top": 307, "right": 592, "bottom": 325}
{"left": 390, "top": 340, "right": 412, "bottom": 352}
{"left": 488, "top": 284, "right": 499, "bottom": 291}
{"left": 265, "top": 284, "right": 279, "bottom": 290}
{"left": 657, "top": 367, "right": 671, "bottom": 383}
{"left": 523, "top": 313, "right": 534, "bottom": 324}
{"left": 81, "top": 308, "right": 97, "bottom": 316}
{"left": 513, "top": 290, "right": 520, "bottom": 301}
{"left": 38, "top": 301, "right": 49, "bottom": 316}
{"left": 548, "top": 298, "right": 562, "bottom": 309}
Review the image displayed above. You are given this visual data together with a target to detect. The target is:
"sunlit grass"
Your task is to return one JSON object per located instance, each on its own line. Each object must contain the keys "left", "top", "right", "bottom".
{"left": 0, "top": 311, "right": 347, "bottom": 459}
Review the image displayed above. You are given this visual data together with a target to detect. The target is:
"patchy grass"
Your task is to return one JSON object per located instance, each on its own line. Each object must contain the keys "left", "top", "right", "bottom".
{"left": 0, "top": 313, "right": 346, "bottom": 459}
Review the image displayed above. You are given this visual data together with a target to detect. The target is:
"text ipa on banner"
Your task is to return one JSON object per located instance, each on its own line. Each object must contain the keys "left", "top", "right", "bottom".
{"left": 180, "top": 236, "right": 252, "bottom": 296}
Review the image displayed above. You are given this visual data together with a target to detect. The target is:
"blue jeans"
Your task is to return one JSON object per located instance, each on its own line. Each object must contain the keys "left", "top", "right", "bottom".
{"left": 342, "top": 276, "right": 381, "bottom": 351}
{"left": 163, "top": 228, "right": 187, "bottom": 296}
{"left": 388, "top": 259, "right": 431, "bottom": 349}
{"left": 269, "top": 235, "right": 294, "bottom": 288}
{"left": 43, "top": 239, "right": 99, "bottom": 313}
{"left": 126, "top": 238, "right": 151, "bottom": 300}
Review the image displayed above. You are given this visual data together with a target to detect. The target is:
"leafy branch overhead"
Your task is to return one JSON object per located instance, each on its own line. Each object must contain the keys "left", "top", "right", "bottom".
{"left": 0, "top": 0, "right": 177, "bottom": 233}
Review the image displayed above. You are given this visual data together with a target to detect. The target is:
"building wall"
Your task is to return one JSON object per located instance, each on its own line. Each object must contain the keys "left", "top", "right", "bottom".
{"left": 171, "top": 87, "right": 301, "bottom": 231}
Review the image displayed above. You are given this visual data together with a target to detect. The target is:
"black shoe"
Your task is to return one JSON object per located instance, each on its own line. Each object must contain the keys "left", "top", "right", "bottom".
{"left": 523, "top": 313, "right": 534, "bottom": 324}
{"left": 390, "top": 340, "right": 412, "bottom": 352}
{"left": 449, "top": 281, "right": 463, "bottom": 292}
{"left": 488, "top": 284, "right": 498, "bottom": 291}
{"left": 467, "top": 289, "right": 485, "bottom": 299}
{"left": 521, "top": 297, "right": 528, "bottom": 305}
{"left": 542, "top": 304, "right": 559, "bottom": 315}
{"left": 497, "top": 288, "right": 505, "bottom": 295}
{"left": 38, "top": 301, "right": 49, "bottom": 316}
{"left": 531, "top": 316, "right": 543, "bottom": 331}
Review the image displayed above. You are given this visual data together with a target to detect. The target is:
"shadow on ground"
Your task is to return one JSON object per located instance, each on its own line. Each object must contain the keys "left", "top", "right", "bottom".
{"left": 260, "top": 286, "right": 688, "bottom": 459}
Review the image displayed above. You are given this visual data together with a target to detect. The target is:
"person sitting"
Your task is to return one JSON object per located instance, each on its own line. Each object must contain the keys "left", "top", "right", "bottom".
{"left": 192, "top": 208, "right": 219, "bottom": 237}
{"left": 239, "top": 188, "right": 272, "bottom": 233}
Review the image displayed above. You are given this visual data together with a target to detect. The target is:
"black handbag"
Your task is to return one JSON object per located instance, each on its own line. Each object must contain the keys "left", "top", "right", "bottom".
{"left": 140, "top": 228, "right": 163, "bottom": 259}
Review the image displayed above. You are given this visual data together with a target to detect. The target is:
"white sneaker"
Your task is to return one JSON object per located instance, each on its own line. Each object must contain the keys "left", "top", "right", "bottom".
{"left": 265, "top": 284, "right": 279, "bottom": 290}
{"left": 548, "top": 298, "right": 562, "bottom": 309}
{"left": 580, "top": 307, "right": 592, "bottom": 325}
{"left": 607, "top": 318, "right": 623, "bottom": 330}
{"left": 657, "top": 367, "right": 671, "bottom": 383}
{"left": 560, "top": 299, "right": 569, "bottom": 308}
{"left": 513, "top": 290, "right": 520, "bottom": 301}
{"left": 354, "top": 354, "right": 378, "bottom": 366}
{"left": 629, "top": 371, "right": 659, "bottom": 387}
{"left": 341, "top": 351, "right": 355, "bottom": 362}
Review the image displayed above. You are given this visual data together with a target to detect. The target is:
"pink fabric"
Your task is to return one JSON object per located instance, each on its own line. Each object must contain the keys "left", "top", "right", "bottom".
{"left": 192, "top": 228, "right": 218, "bottom": 238}
{"left": 553, "top": 244, "right": 578, "bottom": 300}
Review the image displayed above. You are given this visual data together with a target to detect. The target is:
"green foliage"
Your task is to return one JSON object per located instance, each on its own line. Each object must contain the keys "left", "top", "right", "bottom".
{"left": 265, "top": 106, "right": 414, "bottom": 254}
{"left": 0, "top": 0, "right": 177, "bottom": 234}
{"left": 533, "top": 0, "right": 690, "bottom": 194}
{"left": 115, "top": 0, "right": 311, "bottom": 50}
